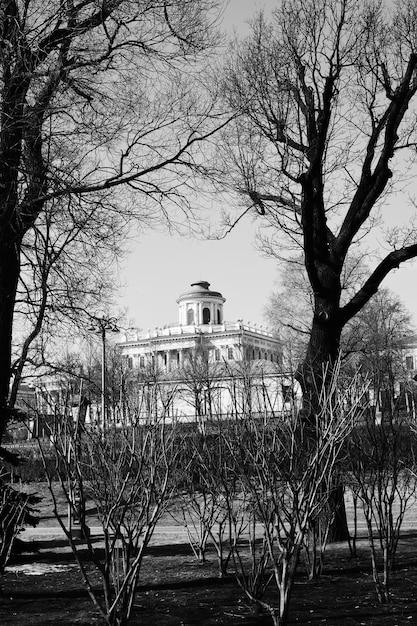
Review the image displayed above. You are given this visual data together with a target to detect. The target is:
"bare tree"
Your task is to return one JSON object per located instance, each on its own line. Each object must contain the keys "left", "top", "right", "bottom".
{"left": 265, "top": 261, "right": 413, "bottom": 418}
{"left": 0, "top": 0, "right": 226, "bottom": 447}
{"left": 9, "top": 194, "right": 125, "bottom": 409}
{"left": 126, "top": 363, "right": 180, "bottom": 425}
{"left": 264, "top": 261, "right": 314, "bottom": 369}
{"left": 214, "top": 0, "right": 417, "bottom": 411}
{"left": 222, "top": 358, "right": 289, "bottom": 420}
{"left": 344, "top": 290, "right": 413, "bottom": 419}
{"left": 177, "top": 345, "right": 219, "bottom": 422}
{"left": 264, "top": 254, "right": 371, "bottom": 370}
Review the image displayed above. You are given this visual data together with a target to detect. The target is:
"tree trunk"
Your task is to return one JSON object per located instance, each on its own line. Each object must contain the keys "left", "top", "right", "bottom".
{"left": 298, "top": 295, "right": 342, "bottom": 409}
{"left": 297, "top": 289, "right": 350, "bottom": 541}
{"left": 0, "top": 237, "right": 20, "bottom": 445}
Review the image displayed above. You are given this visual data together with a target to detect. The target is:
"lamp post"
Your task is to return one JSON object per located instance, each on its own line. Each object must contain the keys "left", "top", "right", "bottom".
{"left": 88, "top": 316, "right": 119, "bottom": 429}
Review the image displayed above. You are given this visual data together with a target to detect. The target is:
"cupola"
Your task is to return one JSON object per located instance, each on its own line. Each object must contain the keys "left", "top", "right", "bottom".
{"left": 177, "top": 281, "right": 226, "bottom": 326}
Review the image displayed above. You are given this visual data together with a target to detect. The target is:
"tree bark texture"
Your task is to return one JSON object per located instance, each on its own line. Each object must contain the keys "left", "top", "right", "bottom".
{"left": 0, "top": 236, "right": 21, "bottom": 443}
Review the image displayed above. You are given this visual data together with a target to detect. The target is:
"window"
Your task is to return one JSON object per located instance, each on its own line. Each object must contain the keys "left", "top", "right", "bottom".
{"left": 128, "top": 357, "right": 133, "bottom": 369}
{"left": 227, "top": 347, "right": 233, "bottom": 360}
{"left": 187, "top": 308, "right": 195, "bottom": 325}
{"left": 139, "top": 356, "right": 145, "bottom": 368}
{"left": 406, "top": 356, "right": 414, "bottom": 370}
{"left": 215, "top": 349, "right": 221, "bottom": 361}
{"left": 217, "top": 309, "right": 222, "bottom": 324}
{"left": 203, "top": 307, "right": 210, "bottom": 324}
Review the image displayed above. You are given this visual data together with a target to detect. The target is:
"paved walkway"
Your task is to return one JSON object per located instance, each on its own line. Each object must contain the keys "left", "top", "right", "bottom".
{"left": 19, "top": 488, "right": 417, "bottom": 545}
{"left": 21, "top": 524, "right": 190, "bottom": 545}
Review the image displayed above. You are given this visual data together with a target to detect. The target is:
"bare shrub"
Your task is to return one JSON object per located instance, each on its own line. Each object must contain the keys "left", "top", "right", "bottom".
{"left": 223, "top": 365, "right": 365, "bottom": 626}
{"left": 0, "top": 471, "right": 40, "bottom": 591}
{"left": 173, "top": 423, "right": 247, "bottom": 577}
{"left": 39, "top": 414, "right": 180, "bottom": 626}
{"left": 345, "top": 415, "right": 417, "bottom": 603}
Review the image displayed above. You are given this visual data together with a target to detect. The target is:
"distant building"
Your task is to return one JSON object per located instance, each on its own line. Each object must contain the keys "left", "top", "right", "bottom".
{"left": 117, "top": 281, "right": 298, "bottom": 422}
{"left": 4, "top": 384, "right": 38, "bottom": 442}
{"left": 119, "top": 281, "right": 281, "bottom": 371}
{"left": 7, "top": 282, "right": 297, "bottom": 437}
{"left": 402, "top": 334, "right": 417, "bottom": 381}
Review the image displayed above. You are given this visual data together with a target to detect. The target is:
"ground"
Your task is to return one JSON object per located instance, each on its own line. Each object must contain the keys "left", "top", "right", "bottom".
{"left": 1, "top": 484, "right": 417, "bottom": 625}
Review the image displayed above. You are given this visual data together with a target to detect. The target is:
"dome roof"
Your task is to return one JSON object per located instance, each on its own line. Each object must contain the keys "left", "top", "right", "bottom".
{"left": 177, "top": 281, "right": 225, "bottom": 303}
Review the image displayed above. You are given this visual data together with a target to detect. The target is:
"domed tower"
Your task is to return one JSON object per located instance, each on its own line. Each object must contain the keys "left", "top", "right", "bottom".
{"left": 177, "top": 281, "right": 226, "bottom": 327}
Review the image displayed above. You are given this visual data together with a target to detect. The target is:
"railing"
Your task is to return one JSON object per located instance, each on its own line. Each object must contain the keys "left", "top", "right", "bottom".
{"left": 123, "top": 321, "right": 277, "bottom": 342}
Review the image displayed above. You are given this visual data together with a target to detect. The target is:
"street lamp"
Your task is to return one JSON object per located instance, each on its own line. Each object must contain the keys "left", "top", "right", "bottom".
{"left": 88, "top": 316, "right": 119, "bottom": 429}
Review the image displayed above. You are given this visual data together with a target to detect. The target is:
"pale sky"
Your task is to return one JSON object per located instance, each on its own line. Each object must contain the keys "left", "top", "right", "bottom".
{"left": 116, "top": 0, "right": 417, "bottom": 333}
{"left": 118, "top": 216, "right": 278, "bottom": 331}
{"left": 117, "top": 0, "right": 279, "bottom": 332}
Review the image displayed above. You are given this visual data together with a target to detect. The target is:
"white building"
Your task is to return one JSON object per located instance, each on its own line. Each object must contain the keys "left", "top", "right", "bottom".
{"left": 9, "top": 282, "right": 296, "bottom": 436}
{"left": 402, "top": 334, "right": 417, "bottom": 380}
{"left": 117, "top": 281, "right": 298, "bottom": 422}
{"left": 119, "top": 281, "right": 281, "bottom": 372}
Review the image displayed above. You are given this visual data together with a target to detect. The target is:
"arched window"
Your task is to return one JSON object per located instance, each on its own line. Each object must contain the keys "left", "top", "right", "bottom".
{"left": 203, "top": 307, "right": 210, "bottom": 324}
{"left": 187, "top": 308, "right": 195, "bottom": 325}
{"left": 217, "top": 309, "right": 222, "bottom": 324}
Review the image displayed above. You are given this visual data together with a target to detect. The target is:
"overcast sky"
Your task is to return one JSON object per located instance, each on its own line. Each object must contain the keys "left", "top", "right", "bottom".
{"left": 116, "top": 0, "right": 417, "bottom": 333}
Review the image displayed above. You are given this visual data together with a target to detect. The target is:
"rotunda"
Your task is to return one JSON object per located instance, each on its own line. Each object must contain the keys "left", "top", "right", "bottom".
{"left": 177, "top": 281, "right": 226, "bottom": 326}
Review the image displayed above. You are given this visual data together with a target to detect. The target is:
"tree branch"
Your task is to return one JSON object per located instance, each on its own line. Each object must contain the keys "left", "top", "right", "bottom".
{"left": 340, "top": 244, "right": 417, "bottom": 324}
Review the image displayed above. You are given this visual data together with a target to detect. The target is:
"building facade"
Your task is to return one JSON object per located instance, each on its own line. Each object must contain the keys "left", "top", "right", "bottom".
{"left": 7, "top": 282, "right": 297, "bottom": 438}
{"left": 402, "top": 334, "right": 417, "bottom": 380}
{"left": 119, "top": 281, "right": 281, "bottom": 372}
{"left": 117, "top": 281, "right": 297, "bottom": 421}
